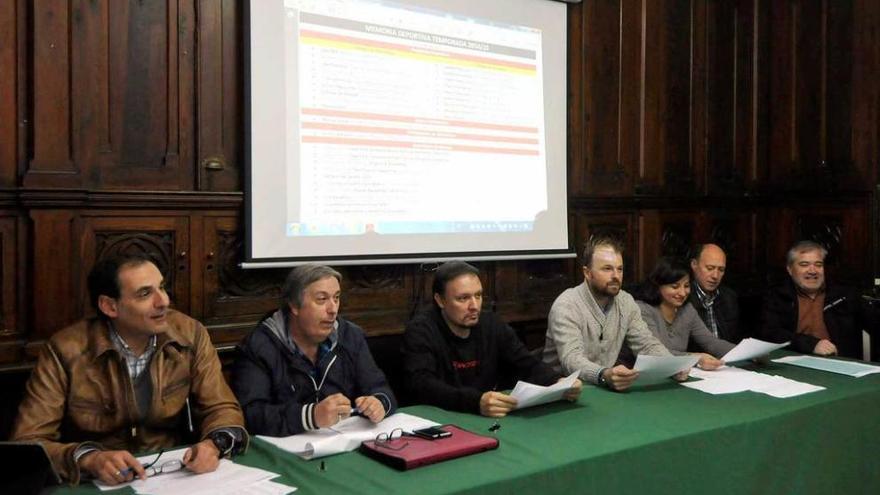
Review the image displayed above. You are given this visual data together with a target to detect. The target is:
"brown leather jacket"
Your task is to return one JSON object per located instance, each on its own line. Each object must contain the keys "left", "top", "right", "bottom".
{"left": 11, "top": 310, "right": 247, "bottom": 484}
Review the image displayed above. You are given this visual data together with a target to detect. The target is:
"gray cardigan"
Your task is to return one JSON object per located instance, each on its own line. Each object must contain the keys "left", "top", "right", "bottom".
{"left": 636, "top": 301, "right": 735, "bottom": 358}
{"left": 543, "top": 282, "right": 671, "bottom": 385}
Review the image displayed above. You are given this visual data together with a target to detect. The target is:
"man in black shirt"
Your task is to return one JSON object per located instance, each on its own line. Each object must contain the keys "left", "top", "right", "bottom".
{"left": 402, "top": 261, "right": 582, "bottom": 417}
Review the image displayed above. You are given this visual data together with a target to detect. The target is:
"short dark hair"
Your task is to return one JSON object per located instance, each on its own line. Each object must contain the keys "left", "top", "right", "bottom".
{"left": 582, "top": 236, "right": 624, "bottom": 267}
{"left": 634, "top": 257, "right": 691, "bottom": 305}
{"left": 282, "top": 264, "right": 343, "bottom": 308}
{"left": 88, "top": 254, "right": 156, "bottom": 317}
{"left": 786, "top": 240, "right": 828, "bottom": 266}
{"left": 432, "top": 261, "right": 480, "bottom": 300}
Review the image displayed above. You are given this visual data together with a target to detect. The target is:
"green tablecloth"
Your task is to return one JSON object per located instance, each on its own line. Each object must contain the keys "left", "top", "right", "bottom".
{"left": 53, "top": 356, "right": 880, "bottom": 495}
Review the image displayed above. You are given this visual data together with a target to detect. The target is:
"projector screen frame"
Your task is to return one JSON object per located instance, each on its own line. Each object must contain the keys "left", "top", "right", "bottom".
{"left": 243, "top": 0, "right": 575, "bottom": 268}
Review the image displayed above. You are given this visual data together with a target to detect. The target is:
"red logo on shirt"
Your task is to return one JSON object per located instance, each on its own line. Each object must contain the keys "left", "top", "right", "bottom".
{"left": 452, "top": 360, "right": 479, "bottom": 370}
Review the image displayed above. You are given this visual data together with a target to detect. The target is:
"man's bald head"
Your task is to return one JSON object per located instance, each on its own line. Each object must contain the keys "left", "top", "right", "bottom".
{"left": 690, "top": 243, "right": 727, "bottom": 292}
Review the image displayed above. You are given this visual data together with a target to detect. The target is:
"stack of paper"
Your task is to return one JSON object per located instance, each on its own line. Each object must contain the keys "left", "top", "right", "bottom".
{"left": 95, "top": 447, "right": 296, "bottom": 494}
{"left": 683, "top": 366, "right": 824, "bottom": 398}
{"left": 258, "top": 412, "right": 439, "bottom": 460}
{"left": 772, "top": 355, "right": 880, "bottom": 377}
{"left": 510, "top": 371, "right": 579, "bottom": 409}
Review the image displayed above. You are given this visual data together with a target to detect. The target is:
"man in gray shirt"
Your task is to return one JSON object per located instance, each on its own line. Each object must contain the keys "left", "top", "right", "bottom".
{"left": 543, "top": 237, "right": 683, "bottom": 391}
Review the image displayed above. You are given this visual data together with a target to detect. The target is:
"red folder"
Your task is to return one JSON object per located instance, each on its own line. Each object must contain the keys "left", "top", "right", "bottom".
{"left": 359, "top": 424, "right": 499, "bottom": 470}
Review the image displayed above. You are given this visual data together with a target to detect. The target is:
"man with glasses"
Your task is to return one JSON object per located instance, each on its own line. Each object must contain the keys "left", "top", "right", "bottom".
{"left": 688, "top": 243, "right": 744, "bottom": 343}
{"left": 231, "top": 264, "right": 396, "bottom": 436}
{"left": 543, "top": 237, "right": 683, "bottom": 391}
{"left": 402, "top": 261, "right": 582, "bottom": 418}
{"left": 12, "top": 255, "right": 247, "bottom": 486}
{"left": 760, "top": 240, "right": 863, "bottom": 358}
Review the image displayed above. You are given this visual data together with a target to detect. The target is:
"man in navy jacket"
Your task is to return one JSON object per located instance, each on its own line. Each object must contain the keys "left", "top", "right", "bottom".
{"left": 231, "top": 264, "right": 396, "bottom": 436}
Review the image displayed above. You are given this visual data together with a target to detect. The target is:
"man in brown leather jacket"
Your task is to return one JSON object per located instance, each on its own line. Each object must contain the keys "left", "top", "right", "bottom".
{"left": 12, "top": 254, "right": 247, "bottom": 486}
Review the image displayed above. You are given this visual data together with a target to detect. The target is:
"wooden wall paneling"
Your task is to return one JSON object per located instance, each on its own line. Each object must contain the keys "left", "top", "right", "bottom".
{"left": 25, "top": 0, "right": 77, "bottom": 187}
{"left": 792, "top": 0, "right": 824, "bottom": 177}
{"left": 0, "top": 214, "right": 23, "bottom": 365}
{"left": 697, "top": 208, "right": 756, "bottom": 284}
{"left": 703, "top": 0, "right": 761, "bottom": 195}
{"left": 200, "top": 214, "right": 285, "bottom": 345}
{"left": 25, "top": 0, "right": 196, "bottom": 190}
{"left": 29, "top": 210, "right": 77, "bottom": 342}
{"left": 851, "top": 0, "right": 880, "bottom": 190}
{"left": 767, "top": 0, "right": 797, "bottom": 186}
{"left": 77, "top": 213, "right": 191, "bottom": 319}
{"left": 197, "top": 0, "right": 242, "bottom": 192}
{"left": 571, "top": 210, "right": 636, "bottom": 284}
{"left": 793, "top": 201, "right": 871, "bottom": 284}
{"left": 567, "top": 0, "right": 586, "bottom": 195}
{"left": 577, "top": 0, "right": 631, "bottom": 196}
{"left": 619, "top": 0, "right": 642, "bottom": 197}
{"left": 825, "top": 0, "right": 857, "bottom": 186}
{"left": 637, "top": 0, "right": 694, "bottom": 194}
{"left": 493, "top": 259, "right": 570, "bottom": 323}
{"left": 339, "top": 263, "right": 413, "bottom": 336}
{"left": 0, "top": 1, "right": 21, "bottom": 187}
{"left": 690, "top": 0, "right": 709, "bottom": 195}
{"left": 638, "top": 210, "right": 698, "bottom": 281}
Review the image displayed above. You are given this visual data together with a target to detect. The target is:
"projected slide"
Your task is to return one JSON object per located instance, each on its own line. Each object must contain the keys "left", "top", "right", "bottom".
{"left": 285, "top": 0, "right": 546, "bottom": 237}
{"left": 248, "top": 0, "right": 569, "bottom": 264}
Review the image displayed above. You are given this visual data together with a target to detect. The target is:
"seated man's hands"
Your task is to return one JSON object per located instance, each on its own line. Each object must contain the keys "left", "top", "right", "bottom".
{"left": 479, "top": 391, "right": 518, "bottom": 417}
{"left": 561, "top": 378, "right": 583, "bottom": 401}
{"left": 604, "top": 365, "right": 639, "bottom": 391}
{"left": 813, "top": 339, "right": 838, "bottom": 356}
{"left": 314, "top": 393, "right": 353, "bottom": 428}
{"left": 354, "top": 395, "right": 386, "bottom": 423}
{"left": 696, "top": 353, "right": 724, "bottom": 370}
{"left": 79, "top": 449, "right": 145, "bottom": 485}
{"left": 183, "top": 438, "right": 220, "bottom": 474}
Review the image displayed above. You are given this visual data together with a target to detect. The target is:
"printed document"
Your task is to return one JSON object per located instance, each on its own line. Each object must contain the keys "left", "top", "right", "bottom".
{"left": 773, "top": 355, "right": 880, "bottom": 377}
{"left": 633, "top": 354, "right": 699, "bottom": 385}
{"left": 721, "top": 338, "right": 789, "bottom": 363}
{"left": 684, "top": 365, "right": 824, "bottom": 398}
{"left": 510, "top": 371, "right": 579, "bottom": 409}
{"left": 258, "top": 412, "right": 438, "bottom": 460}
{"left": 94, "top": 447, "right": 291, "bottom": 494}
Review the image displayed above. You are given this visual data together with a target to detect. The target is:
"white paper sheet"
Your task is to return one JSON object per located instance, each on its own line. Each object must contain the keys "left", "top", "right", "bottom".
{"left": 510, "top": 371, "right": 579, "bottom": 409}
{"left": 95, "top": 447, "right": 282, "bottom": 495}
{"left": 257, "top": 412, "right": 439, "bottom": 460}
{"left": 721, "top": 338, "right": 790, "bottom": 363}
{"left": 772, "top": 355, "right": 880, "bottom": 377}
{"left": 633, "top": 354, "right": 699, "bottom": 385}
{"left": 684, "top": 365, "right": 825, "bottom": 398}
{"left": 749, "top": 375, "right": 825, "bottom": 398}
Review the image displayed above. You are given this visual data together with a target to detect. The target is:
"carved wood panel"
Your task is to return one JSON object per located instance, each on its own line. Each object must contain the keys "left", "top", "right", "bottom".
{"left": 200, "top": 215, "right": 286, "bottom": 342}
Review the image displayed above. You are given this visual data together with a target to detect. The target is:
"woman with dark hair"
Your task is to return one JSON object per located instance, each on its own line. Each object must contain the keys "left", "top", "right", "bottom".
{"left": 634, "top": 257, "right": 735, "bottom": 370}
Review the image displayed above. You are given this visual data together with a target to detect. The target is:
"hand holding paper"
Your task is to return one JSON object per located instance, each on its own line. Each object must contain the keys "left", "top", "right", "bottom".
{"left": 721, "top": 338, "right": 789, "bottom": 363}
{"left": 509, "top": 372, "right": 579, "bottom": 409}
{"left": 633, "top": 355, "right": 699, "bottom": 385}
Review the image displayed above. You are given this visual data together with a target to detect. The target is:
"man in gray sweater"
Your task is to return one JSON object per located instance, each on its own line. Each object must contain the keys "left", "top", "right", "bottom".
{"left": 543, "top": 237, "right": 683, "bottom": 391}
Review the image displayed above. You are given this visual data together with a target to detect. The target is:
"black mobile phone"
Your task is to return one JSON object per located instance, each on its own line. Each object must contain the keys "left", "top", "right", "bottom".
{"left": 412, "top": 426, "right": 452, "bottom": 440}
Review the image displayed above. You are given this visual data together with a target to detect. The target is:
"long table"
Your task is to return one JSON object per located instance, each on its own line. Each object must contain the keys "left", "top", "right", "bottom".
{"left": 53, "top": 355, "right": 880, "bottom": 494}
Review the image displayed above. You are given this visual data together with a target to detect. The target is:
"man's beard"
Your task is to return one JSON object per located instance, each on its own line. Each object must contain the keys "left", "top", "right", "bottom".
{"left": 594, "top": 281, "right": 621, "bottom": 298}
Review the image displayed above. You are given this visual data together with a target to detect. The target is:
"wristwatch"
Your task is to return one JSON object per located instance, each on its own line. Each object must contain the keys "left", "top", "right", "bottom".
{"left": 209, "top": 431, "right": 235, "bottom": 458}
{"left": 597, "top": 368, "right": 609, "bottom": 389}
